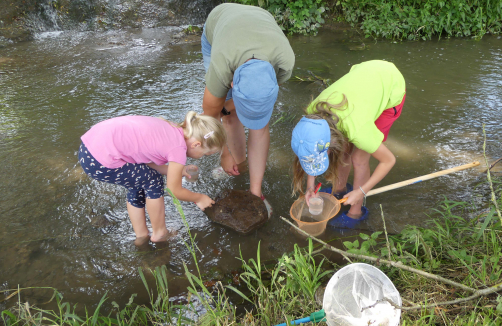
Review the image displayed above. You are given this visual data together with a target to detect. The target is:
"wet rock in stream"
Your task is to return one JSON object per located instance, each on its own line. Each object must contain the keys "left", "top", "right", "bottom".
{"left": 88, "top": 209, "right": 116, "bottom": 228}
{"left": 204, "top": 190, "right": 269, "bottom": 234}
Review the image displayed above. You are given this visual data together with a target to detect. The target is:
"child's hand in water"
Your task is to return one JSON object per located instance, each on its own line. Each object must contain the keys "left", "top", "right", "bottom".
{"left": 305, "top": 187, "right": 316, "bottom": 206}
{"left": 182, "top": 165, "right": 197, "bottom": 179}
{"left": 195, "top": 194, "right": 215, "bottom": 211}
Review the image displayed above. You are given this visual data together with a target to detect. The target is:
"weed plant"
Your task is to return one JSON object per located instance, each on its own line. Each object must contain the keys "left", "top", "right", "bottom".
{"left": 3, "top": 181, "right": 502, "bottom": 325}
{"left": 339, "top": 0, "right": 502, "bottom": 40}
{"left": 340, "top": 183, "right": 502, "bottom": 324}
{"left": 232, "top": 0, "right": 502, "bottom": 40}
{"left": 1, "top": 190, "right": 333, "bottom": 325}
{"left": 230, "top": 0, "right": 328, "bottom": 35}
{"left": 231, "top": 240, "right": 333, "bottom": 324}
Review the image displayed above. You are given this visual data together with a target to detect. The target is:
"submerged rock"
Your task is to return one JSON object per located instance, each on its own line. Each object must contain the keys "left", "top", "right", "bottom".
{"left": 88, "top": 209, "right": 116, "bottom": 228}
{"left": 90, "top": 215, "right": 115, "bottom": 228}
{"left": 204, "top": 190, "right": 269, "bottom": 234}
{"left": 348, "top": 42, "right": 366, "bottom": 51}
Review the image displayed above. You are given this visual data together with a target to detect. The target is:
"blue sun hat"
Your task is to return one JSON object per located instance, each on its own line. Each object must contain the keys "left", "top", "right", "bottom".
{"left": 291, "top": 117, "right": 331, "bottom": 176}
{"left": 232, "top": 60, "right": 279, "bottom": 130}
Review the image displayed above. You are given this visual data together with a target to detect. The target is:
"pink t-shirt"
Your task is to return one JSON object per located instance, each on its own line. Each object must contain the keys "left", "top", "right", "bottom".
{"left": 81, "top": 116, "right": 187, "bottom": 169}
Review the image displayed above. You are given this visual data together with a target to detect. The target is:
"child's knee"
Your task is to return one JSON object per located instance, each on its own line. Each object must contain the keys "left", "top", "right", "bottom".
{"left": 351, "top": 148, "right": 370, "bottom": 162}
{"left": 351, "top": 153, "right": 370, "bottom": 169}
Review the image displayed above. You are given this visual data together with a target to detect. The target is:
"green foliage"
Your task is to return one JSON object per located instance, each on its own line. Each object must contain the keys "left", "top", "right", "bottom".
{"left": 292, "top": 71, "right": 333, "bottom": 88}
{"left": 341, "top": 193, "right": 502, "bottom": 325}
{"left": 271, "top": 111, "right": 298, "bottom": 127}
{"left": 390, "top": 196, "right": 502, "bottom": 286}
{"left": 270, "top": 0, "right": 327, "bottom": 35}
{"left": 166, "top": 188, "right": 236, "bottom": 325}
{"left": 278, "top": 240, "right": 333, "bottom": 301}
{"left": 184, "top": 25, "right": 202, "bottom": 34}
{"left": 497, "top": 295, "right": 502, "bottom": 314}
{"left": 1, "top": 190, "right": 334, "bottom": 326}
{"left": 339, "top": 0, "right": 502, "bottom": 40}
{"left": 3, "top": 183, "right": 502, "bottom": 325}
{"left": 231, "top": 0, "right": 502, "bottom": 38}
{"left": 231, "top": 0, "right": 328, "bottom": 35}
{"left": 232, "top": 238, "right": 333, "bottom": 324}
{"left": 343, "top": 231, "right": 382, "bottom": 256}
{"left": 1, "top": 288, "right": 118, "bottom": 325}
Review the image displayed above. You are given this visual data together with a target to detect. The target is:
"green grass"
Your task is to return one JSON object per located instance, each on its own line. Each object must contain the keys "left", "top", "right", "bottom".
{"left": 3, "top": 178, "right": 502, "bottom": 325}
{"left": 232, "top": 0, "right": 502, "bottom": 39}
{"left": 337, "top": 0, "right": 502, "bottom": 40}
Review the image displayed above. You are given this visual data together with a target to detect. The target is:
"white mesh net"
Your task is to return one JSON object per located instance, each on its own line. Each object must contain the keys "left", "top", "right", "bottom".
{"left": 323, "top": 263, "right": 401, "bottom": 326}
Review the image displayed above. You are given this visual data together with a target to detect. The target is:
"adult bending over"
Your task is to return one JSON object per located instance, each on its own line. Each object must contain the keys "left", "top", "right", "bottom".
{"left": 201, "top": 3, "right": 295, "bottom": 199}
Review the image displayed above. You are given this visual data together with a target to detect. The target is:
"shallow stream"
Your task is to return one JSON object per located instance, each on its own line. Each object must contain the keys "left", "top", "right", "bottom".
{"left": 1, "top": 26, "right": 501, "bottom": 310}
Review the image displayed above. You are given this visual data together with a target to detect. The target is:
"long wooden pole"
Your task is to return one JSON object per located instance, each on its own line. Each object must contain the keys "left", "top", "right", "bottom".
{"left": 366, "top": 161, "right": 480, "bottom": 197}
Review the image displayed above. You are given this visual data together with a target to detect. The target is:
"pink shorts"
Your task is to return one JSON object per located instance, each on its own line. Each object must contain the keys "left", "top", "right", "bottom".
{"left": 375, "top": 93, "right": 406, "bottom": 142}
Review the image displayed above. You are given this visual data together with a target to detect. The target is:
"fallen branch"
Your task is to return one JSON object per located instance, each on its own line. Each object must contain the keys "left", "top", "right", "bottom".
{"left": 0, "top": 286, "right": 56, "bottom": 303}
{"left": 482, "top": 157, "right": 502, "bottom": 173}
{"left": 380, "top": 204, "right": 392, "bottom": 261}
{"left": 362, "top": 282, "right": 502, "bottom": 311}
{"left": 281, "top": 216, "right": 502, "bottom": 311}
{"left": 279, "top": 216, "right": 475, "bottom": 293}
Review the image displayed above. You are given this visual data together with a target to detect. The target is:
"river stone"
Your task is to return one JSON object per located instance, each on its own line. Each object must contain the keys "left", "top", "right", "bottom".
{"left": 88, "top": 209, "right": 116, "bottom": 228}
{"left": 204, "top": 190, "right": 269, "bottom": 234}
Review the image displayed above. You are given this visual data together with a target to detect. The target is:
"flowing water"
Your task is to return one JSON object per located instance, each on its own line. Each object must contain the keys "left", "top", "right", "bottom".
{"left": 1, "top": 26, "right": 501, "bottom": 310}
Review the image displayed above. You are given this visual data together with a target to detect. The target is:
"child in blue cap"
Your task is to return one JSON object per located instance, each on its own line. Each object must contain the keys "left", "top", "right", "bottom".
{"left": 201, "top": 3, "right": 295, "bottom": 203}
{"left": 291, "top": 60, "right": 406, "bottom": 228}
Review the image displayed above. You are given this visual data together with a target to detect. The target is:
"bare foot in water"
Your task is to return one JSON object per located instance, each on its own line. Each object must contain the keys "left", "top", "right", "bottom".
{"left": 134, "top": 235, "right": 151, "bottom": 247}
{"left": 150, "top": 229, "right": 178, "bottom": 242}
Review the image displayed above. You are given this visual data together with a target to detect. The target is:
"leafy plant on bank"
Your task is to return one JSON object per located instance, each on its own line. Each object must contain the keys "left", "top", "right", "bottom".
{"left": 230, "top": 0, "right": 328, "bottom": 35}
{"left": 167, "top": 188, "right": 237, "bottom": 325}
{"left": 3, "top": 177, "right": 502, "bottom": 325}
{"left": 229, "top": 239, "right": 333, "bottom": 324}
{"left": 339, "top": 0, "right": 502, "bottom": 40}
{"left": 341, "top": 191, "right": 502, "bottom": 324}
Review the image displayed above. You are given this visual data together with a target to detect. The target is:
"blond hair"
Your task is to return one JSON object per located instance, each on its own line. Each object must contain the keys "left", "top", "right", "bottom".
{"left": 292, "top": 93, "right": 350, "bottom": 196}
{"left": 177, "top": 111, "right": 226, "bottom": 150}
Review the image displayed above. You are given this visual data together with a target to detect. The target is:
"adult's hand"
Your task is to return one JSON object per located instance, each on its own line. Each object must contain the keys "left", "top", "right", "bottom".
{"left": 221, "top": 150, "right": 240, "bottom": 175}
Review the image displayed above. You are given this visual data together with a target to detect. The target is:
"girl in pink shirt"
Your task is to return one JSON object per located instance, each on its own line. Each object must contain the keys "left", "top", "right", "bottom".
{"left": 79, "top": 111, "right": 226, "bottom": 244}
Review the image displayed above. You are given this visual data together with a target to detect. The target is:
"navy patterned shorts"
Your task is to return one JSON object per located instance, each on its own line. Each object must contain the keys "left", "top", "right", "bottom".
{"left": 78, "top": 142, "right": 164, "bottom": 208}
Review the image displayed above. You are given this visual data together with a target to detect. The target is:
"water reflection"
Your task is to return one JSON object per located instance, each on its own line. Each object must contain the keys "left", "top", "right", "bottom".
{"left": 0, "top": 28, "right": 501, "bottom": 310}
